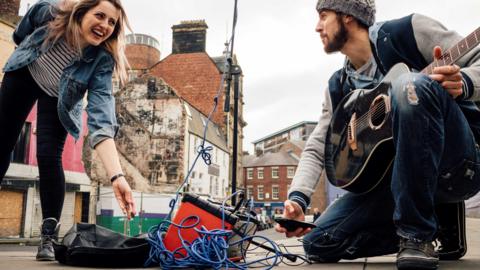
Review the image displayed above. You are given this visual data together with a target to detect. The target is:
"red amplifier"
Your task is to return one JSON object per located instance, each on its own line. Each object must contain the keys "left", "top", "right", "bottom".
{"left": 163, "top": 193, "right": 239, "bottom": 257}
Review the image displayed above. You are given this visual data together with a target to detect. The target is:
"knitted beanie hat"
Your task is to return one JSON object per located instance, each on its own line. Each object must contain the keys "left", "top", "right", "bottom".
{"left": 316, "top": 0, "right": 376, "bottom": 27}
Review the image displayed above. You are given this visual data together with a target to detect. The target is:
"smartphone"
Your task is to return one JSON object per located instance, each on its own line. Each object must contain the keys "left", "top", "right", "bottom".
{"left": 274, "top": 217, "right": 317, "bottom": 232}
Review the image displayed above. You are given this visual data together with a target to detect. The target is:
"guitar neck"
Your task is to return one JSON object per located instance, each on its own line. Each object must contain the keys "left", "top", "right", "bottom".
{"left": 421, "top": 27, "right": 480, "bottom": 75}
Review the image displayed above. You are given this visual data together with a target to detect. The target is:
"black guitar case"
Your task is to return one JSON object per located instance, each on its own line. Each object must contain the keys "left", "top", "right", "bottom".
{"left": 53, "top": 223, "right": 151, "bottom": 268}
{"left": 436, "top": 201, "right": 467, "bottom": 260}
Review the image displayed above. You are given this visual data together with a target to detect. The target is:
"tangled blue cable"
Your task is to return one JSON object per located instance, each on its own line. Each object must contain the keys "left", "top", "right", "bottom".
{"left": 145, "top": 192, "right": 284, "bottom": 269}
{"left": 198, "top": 144, "right": 213, "bottom": 165}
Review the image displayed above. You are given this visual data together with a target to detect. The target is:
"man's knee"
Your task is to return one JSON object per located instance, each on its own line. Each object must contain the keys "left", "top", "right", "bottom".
{"left": 390, "top": 73, "right": 440, "bottom": 111}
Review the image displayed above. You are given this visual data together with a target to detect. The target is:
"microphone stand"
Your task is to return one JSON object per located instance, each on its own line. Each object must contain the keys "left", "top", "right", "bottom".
{"left": 224, "top": 60, "right": 242, "bottom": 206}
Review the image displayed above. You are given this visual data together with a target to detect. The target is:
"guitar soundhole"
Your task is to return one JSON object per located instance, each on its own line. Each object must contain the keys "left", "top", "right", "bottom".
{"left": 368, "top": 94, "right": 390, "bottom": 130}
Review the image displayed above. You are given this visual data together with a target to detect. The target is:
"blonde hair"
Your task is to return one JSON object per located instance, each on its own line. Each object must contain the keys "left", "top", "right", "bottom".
{"left": 44, "top": 0, "right": 130, "bottom": 84}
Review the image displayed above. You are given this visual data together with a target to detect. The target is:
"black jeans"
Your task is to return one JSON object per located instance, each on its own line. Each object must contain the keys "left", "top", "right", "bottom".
{"left": 0, "top": 67, "right": 67, "bottom": 221}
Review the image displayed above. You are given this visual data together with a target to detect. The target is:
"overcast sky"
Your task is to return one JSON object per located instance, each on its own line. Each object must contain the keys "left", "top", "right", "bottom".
{"left": 20, "top": 0, "right": 480, "bottom": 153}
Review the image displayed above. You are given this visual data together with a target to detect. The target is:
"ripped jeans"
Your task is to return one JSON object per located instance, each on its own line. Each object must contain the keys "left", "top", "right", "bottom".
{"left": 304, "top": 73, "right": 480, "bottom": 260}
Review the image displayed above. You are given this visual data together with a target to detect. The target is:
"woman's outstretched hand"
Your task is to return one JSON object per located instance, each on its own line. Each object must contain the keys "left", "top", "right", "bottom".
{"left": 112, "top": 176, "right": 136, "bottom": 219}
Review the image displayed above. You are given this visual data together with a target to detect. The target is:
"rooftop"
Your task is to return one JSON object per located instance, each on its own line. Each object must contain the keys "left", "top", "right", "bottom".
{"left": 243, "top": 151, "right": 298, "bottom": 167}
{"left": 252, "top": 121, "right": 318, "bottom": 144}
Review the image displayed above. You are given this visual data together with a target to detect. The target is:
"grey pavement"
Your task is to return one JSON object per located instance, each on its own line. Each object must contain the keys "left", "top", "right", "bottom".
{"left": 0, "top": 218, "right": 479, "bottom": 270}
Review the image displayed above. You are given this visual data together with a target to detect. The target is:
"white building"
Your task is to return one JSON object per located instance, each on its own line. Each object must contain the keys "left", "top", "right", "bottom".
{"left": 184, "top": 103, "right": 230, "bottom": 201}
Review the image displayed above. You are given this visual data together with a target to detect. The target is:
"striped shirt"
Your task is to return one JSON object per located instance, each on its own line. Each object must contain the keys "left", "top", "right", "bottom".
{"left": 28, "top": 40, "right": 77, "bottom": 97}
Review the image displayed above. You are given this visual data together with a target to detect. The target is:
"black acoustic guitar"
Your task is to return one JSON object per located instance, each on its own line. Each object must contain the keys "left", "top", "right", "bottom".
{"left": 325, "top": 27, "right": 480, "bottom": 194}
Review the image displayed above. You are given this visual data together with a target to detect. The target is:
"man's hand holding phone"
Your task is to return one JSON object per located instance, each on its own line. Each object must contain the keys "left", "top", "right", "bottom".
{"left": 275, "top": 200, "right": 314, "bottom": 238}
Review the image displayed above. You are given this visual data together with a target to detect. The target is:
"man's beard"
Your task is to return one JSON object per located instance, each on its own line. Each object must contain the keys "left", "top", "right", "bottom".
{"left": 324, "top": 18, "right": 348, "bottom": 53}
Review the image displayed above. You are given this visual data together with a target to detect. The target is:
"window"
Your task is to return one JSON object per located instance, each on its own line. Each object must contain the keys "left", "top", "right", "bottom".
{"left": 257, "top": 167, "right": 264, "bottom": 179}
{"left": 272, "top": 185, "right": 279, "bottom": 200}
{"left": 247, "top": 168, "right": 253, "bottom": 179}
{"left": 191, "top": 171, "right": 196, "bottom": 179}
{"left": 287, "top": 167, "right": 295, "bottom": 178}
{"left": 271, "top": 167, "right": 279, "bottom": 179}
{"left": 214, "top": 177, "right": 219, "bottom": 196}
{"left": 149, "top": 171, "right": 158, "bottom": 185}
{"left": 210, "top": 176, "right": 214, "bottom": 194}
{"left": 221, "top": 179, "right": 226, "bottom": 196}
{"left": 128, "top": 70, "right": 137, "bottom": 82}
{"left": 199, "top": 173, "right": 203, "bottom": 179}
{"left": 257, "top": 186, "right": 264, "bottom": 200}
{"left": 247, "top": 186, "right": 253, "bottom": 199}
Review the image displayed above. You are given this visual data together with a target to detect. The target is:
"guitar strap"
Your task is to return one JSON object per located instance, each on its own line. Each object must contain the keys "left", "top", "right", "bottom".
{"left": 370, "top": 40, "right": 387, "bottom": 76}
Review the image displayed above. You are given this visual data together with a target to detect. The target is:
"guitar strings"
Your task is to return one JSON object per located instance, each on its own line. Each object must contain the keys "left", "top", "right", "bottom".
{"left": 350, "top": 101, "right": 387, "bottom": 132}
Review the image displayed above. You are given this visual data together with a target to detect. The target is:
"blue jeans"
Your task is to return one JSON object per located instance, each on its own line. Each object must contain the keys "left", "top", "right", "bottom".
{"left": 304, "top": 73, "right": 480, "bottom": 260}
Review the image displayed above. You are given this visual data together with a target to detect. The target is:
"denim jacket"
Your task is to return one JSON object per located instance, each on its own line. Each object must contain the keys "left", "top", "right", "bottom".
{"left": 3, "top": 0, "right": 119, "bottom": 148}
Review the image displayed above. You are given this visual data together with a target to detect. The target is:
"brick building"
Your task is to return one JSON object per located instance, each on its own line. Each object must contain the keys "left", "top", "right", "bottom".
{"left": 0, "top": 0, "right": 19, "bottom": 83}
{"left": 122, "top": 21, "right": 246, "bottom": 196}
{"left": 243, "top": 140, "right": 330, "bottom": 218}
{"left": 149, "top": 20, "right": 246, "bottom": 191}
{"left": 246, "top": 123, "right": 339, "bottom": 218}
{"left": 0, "top": 0, "right": 21, "bottom": 25}
{"left": 0, "top": 18, "right": 15, "bottom": 83}
{"left": 243, "top": 150, "right": 298, "bottom": 217}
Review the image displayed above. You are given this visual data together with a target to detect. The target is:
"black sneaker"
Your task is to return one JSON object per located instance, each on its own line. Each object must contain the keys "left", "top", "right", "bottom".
{"left": 396, "top": 238, "right": 439, "bottom": 270}
{"left": 36, "top": 218, "right": 60, "bottom": 261}
{"left": 436, "top": 202, "right": 467, "bottom": 260}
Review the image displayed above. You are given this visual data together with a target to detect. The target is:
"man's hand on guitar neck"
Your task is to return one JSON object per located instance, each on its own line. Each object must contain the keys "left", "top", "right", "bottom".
{"left": 275, "top": 200, "right": 313, "bottom": 238}
{"left": 429, "top": 46, "right": 464, "bottom": 99}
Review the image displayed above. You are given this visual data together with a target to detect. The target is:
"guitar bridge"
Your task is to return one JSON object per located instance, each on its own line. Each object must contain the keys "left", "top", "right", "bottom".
{"left": 348, "top": 112, "right": 358, "bottom": 151}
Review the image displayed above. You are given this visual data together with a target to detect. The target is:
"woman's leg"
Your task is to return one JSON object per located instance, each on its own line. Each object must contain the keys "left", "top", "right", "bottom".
{"left": 35, "top": 91, "right": 68, "bottom": 261}
{"left": 36, "top": 92, "right": 68, "bottom": 221}
{"left": 0, "top": 68, "right": 41, "bottom": 181}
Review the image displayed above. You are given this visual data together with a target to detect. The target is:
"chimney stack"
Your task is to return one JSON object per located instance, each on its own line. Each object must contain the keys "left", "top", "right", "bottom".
{"left": 171, "top": 20, "right": 208, "bottom": 54}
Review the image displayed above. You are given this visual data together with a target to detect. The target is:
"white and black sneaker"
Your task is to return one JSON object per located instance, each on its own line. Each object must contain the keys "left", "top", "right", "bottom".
{"left": 36, "top": 218, "right": 60, "bottom": 261}
{"left": 396, "top": 238, "right": 439, "bottom": 270}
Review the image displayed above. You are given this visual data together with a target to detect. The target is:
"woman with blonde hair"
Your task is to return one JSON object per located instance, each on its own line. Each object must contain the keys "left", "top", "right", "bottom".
{"left": 1, "top": 0, "right": 136, "bottom": 260}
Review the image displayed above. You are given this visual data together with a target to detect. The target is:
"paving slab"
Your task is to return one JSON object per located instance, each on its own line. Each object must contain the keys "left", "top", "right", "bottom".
{"left": 0, "top": 218, "right": 478, "bottom": 269}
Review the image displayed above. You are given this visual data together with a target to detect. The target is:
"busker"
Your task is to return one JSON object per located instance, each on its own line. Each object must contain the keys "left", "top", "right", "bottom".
{"left": 276, "top": 1, "right": 480, "bottom": 269}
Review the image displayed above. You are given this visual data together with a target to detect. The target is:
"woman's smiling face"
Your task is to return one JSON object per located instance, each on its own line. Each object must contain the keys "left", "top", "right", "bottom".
{"left": 79, "top": 0, "right": 120, "bottom": 48}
